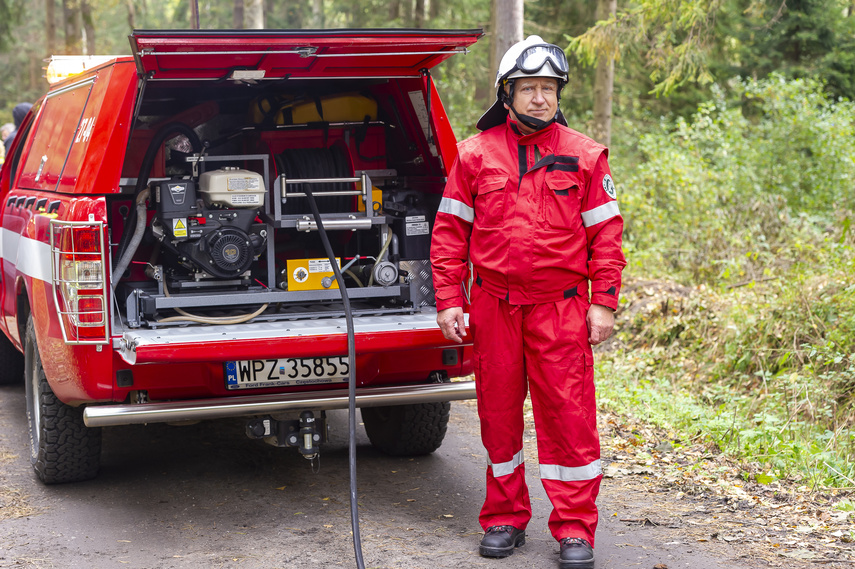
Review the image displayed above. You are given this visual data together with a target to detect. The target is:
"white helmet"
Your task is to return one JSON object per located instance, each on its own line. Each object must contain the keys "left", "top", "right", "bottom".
{"left": 494, "top": 35, "right": 569, "bottom": 87}
{"left": 476, "top": 35, "right": 570, "bottom": 131}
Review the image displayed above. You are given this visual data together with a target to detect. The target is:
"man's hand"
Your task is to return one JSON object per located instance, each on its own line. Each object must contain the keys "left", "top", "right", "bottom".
{"left": 587, "top": 304, "right": 615, "bottom": 346}
{"left": 436, "top": 307, "right": 466, "bottom": 343}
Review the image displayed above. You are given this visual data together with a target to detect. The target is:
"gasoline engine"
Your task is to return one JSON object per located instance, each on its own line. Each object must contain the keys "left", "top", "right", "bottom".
{"left": 150, "top": 168, "right": 268, "bottom": 281}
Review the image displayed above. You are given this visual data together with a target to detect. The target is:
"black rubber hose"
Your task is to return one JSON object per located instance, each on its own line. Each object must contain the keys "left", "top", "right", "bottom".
{"left": 278, "top": 147, "right": 350, "bottom": 214}
{"left": 302, "top": 180, "right": 365, "bottom": 569}
{"left": 115, "top": 122, "right": 202, "bottom": 269}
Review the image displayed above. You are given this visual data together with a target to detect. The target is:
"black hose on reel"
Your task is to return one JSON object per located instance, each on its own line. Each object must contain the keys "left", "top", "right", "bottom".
{"left": 275, "top": 146, "right": 352, "bottom": 214}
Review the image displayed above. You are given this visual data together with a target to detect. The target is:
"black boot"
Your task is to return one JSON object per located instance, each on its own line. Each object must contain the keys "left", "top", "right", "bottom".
{"left": 559, "top": 537, "right": 594, "bottom": 568}
{"left": 479, "top": 525, "right": 526, "bottom": 558}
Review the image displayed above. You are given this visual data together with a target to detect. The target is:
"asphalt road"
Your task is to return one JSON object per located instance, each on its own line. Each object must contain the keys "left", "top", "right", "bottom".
{"left": 0, "top": 384, "right": 750, "bottom": 569}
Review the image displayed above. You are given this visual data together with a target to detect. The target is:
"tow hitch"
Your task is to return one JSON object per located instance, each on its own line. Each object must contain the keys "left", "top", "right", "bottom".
{"left": 245, "top": 410, "right": 328, "bottom": 459}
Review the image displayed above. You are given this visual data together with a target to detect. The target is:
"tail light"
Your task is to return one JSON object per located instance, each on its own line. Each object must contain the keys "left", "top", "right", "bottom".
{"left": 50, "top": 219, "right": 109, "bottom": 344}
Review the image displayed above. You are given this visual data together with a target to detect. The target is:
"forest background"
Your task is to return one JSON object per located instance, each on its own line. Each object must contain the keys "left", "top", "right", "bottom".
{"left": 0, "top": 0, "right": 853, "bottom": 513}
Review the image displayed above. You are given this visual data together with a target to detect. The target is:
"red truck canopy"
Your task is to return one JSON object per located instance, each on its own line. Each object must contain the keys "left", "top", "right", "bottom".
{"left": 130, "top": 29, "right": 483, "bottom": 81}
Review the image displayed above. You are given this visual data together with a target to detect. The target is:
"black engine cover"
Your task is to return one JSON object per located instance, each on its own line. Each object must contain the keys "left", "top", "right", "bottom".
{"left": 155, "top": 179, "right": 266, "bottom": 279}
{"left": 204, "top": 227, "right": 253, "bottom": 275}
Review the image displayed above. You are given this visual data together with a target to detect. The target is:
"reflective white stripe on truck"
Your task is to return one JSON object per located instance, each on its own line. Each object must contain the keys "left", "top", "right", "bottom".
{"left": 0, "top": 228, "right": 53, "bottom": 283}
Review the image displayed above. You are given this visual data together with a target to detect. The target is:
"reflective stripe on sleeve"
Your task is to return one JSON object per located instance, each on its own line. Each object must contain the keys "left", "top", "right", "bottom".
{"left": 489, "top": 449, "right": 524, "bottom": 478}
{"left": 438, "top": 197, "right": 475, "bottom": 223}
{"left": 540, "top": 459, "right": 602, "bottom": 482}
{"left": 581, "top": 201, "right": 620, "bottom": 228}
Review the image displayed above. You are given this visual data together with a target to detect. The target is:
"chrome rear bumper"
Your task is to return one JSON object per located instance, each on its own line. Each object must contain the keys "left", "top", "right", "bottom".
{"left": 83, "top": 380, "right": 476, "bottom": 427}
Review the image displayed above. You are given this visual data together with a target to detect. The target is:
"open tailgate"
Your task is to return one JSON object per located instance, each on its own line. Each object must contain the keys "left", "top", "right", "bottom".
{"left": 130, "top": 28, "right": 483, "bottom": 81}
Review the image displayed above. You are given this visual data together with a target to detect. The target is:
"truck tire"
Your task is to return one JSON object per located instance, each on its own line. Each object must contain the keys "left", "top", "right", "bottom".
{"left": 361, "top": 401, "right": 450, "bottom": 456}
{"left": 0, "top": 334, "right": 23, "bottom": 385}
{"left": 24, "top": 317, "right": 101, "bottom": 484}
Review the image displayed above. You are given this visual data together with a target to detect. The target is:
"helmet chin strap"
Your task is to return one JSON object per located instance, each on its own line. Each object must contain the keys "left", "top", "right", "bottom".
{"left": 500, "top": 90, "right": 557, "bottom": 132}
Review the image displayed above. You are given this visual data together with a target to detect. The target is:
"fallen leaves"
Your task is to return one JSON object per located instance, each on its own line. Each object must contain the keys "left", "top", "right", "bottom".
{"left": 597, "top": 408, "right": 855, "bottom": 566}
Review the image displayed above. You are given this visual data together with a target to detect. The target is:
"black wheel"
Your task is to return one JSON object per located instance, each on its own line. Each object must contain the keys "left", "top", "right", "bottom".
{"left": 361, "top": 401, "right": 451, "bottom": 456}
{"left": 24, "top": 317, "right": 101, "bottom": 484}
{"left": 0, "top": 333, "right": 24, "bottom": 385}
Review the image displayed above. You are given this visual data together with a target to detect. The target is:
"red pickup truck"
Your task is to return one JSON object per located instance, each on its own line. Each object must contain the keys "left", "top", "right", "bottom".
{"left": 0, "top": 29, "right": 480, "bottom": 483}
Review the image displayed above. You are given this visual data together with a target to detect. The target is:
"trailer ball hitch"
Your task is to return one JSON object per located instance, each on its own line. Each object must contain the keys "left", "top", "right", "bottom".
{"left": 295, "top": 410, "right": 320, "bottom": 459}
{"left": 245, "top": 410, "right": 326, "bottom": 460}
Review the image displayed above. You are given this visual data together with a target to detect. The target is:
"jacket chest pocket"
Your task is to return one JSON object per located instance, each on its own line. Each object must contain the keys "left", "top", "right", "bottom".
{"left": 474, "top": 175, "right": 509, "bottom": 228}
{"left": 543, "top": 178, "right": 582, "bottom": 231}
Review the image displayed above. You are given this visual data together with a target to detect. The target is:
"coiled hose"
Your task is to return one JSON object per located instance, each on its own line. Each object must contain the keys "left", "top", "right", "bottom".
{"left": 275, "top": 146, "right": 351, "bottom": 214}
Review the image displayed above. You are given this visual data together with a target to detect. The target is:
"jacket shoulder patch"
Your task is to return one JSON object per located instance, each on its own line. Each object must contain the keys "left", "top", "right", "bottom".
{"left": 603, "top": 174, "right": 616, "bottom": 199}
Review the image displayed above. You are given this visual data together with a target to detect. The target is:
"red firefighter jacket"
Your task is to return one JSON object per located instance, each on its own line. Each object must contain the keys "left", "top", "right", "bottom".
{"left": 431, "top": 117, "right": 625, "bottom": 311}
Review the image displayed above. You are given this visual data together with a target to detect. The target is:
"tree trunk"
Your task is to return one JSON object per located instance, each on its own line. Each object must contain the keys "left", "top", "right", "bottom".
{"left": 312, "top": 0, "right": 324, "bottom": 27}
{"left": 125, "top": 0, "right": 135, "bottom": 29}
{"left": 63, "top": 0, "right": 82, "bottom": 55}
{"left": 490, "top": 0, "right": 523, "bottom": 91}
{"left": 81, "top": 0, "right": 95, "bottom": 55}
{"left": 282, "top": 0, "right": 302, "bottom": 27}
{"left": 190, "top": 0, "right": 199, "bottom": 29}
{"left": 245, "top": 0, "right": 264, "bottom": 28}
{"left": 388, "top": 0, "right": 399, "bottom": 21}
{"left": 592, "top": 0, "right": 616, "bottom": 146}
{"left": 233, "top": 0, "right": 244, "bottom": 28}
{"left": 414, "top": 0, "right": 425, "bottom": 27}
{"left": 46, "top": 0, "right": 57, "bottom": 55}
{"left": 429, "top": 0, "right": 441, "bottom": 19}
{"left": 350, "top": 0, "right": 365, "bottom": 27}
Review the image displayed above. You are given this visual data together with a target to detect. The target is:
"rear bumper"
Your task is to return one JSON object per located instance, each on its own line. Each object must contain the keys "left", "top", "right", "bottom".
{"left": 83, "top": 379, "right": 476, "bottom": 427}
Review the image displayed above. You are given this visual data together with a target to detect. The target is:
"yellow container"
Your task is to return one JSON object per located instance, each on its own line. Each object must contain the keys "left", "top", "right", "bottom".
{"left": 251, "top": 93, "right": 377, "bottom": 125}
{"left": 286, "top": 258, "right": 340, "bottom": 291}
{"left": 284, "top": 93, "right": 377, "bottom": 124}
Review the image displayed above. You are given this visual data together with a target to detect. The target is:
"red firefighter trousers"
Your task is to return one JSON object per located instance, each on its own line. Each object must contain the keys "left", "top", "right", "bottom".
{"left": 469, "top": 283, "right": 602, "bottom": 545}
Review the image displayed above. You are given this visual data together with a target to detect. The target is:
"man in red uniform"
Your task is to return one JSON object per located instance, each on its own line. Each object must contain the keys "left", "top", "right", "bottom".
{"left": 430, "top": 36, "right": 625, "bottom": 568}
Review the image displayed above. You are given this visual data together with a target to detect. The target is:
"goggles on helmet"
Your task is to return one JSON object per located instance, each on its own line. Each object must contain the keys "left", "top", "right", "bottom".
{"left": 501, "top": 43, "right": 569, "bottom": 82}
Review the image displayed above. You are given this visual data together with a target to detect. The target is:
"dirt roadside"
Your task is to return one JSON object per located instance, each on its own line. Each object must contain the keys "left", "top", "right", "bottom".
{"left": 594, "top": 406, "right": 854, "bottom": 568}
{"left": 0, "top": 383, "right": 851, "bottom": 569}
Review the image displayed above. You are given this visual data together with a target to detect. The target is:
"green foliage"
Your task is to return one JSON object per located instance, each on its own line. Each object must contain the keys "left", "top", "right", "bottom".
{"left": 0, "top": 0, "right": 22, "bottom": 51}
{"left": 568, "top": 0, "right": 723, "bottom": 96}
{"left": 598, "top": 319, "right": 855, "bottom": 488}
{"left": 600, "top": 73, "right": 855, "bottom": 489}
{"left": 715, "top": 0, "right": 855, "bottom": 101}
{"left": 616, "top": 74, "right": 855, "bottom": 283}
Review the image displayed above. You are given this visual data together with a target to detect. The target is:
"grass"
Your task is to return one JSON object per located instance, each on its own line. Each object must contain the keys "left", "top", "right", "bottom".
{"left": 597, "top": 261, "right": 855, "bottom": 490}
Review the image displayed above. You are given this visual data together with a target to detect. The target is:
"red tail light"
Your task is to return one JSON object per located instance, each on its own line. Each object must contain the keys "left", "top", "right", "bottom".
{"left": 50, "top": 220, "right": 108, "bottom": 344}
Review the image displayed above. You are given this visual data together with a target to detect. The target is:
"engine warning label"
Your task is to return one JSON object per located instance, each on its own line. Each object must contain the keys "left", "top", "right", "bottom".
{"left": 227, "top": 177, "right": 261, "bottom": 191}
{"left": 172, "top": 218, "right": 188, "bottom": 238}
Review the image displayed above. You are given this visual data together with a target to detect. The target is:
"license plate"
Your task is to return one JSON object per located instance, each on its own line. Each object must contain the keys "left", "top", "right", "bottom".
{"left": 224, "top": 356, "right": 349, "bottom": 390}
